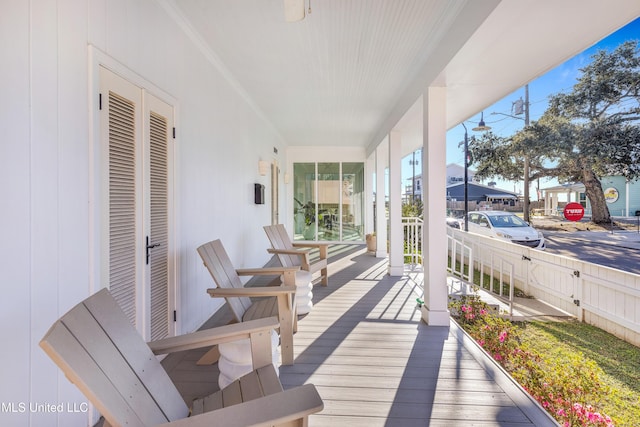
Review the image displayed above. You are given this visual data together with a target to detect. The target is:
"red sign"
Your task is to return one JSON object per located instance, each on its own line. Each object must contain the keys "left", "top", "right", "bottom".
{"left": 563, "top": 202, "right": 585, "bottom": 221}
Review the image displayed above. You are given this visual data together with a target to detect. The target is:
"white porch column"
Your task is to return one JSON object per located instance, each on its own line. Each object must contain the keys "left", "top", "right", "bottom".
{"left": 421, "top": 87, "right": 449, "bottom": 326}
{"left": 365, "top": 152, "right": 376, "bottom": 235}
{"left": 626, "top": 180, "right": 630, "bottom": 217}
{"left": 544, "top": 191, "right": 550, "bottom": 215}
{"left": 375, "top": 140, "right": 388, "bottom": 258}
{"left": 388, "top": 130, "right": 403, "bottom": 276}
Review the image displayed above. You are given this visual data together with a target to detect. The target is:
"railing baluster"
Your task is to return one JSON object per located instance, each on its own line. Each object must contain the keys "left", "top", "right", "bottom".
{"left": 402, "top": 217, "right": 424, "bottom": 268}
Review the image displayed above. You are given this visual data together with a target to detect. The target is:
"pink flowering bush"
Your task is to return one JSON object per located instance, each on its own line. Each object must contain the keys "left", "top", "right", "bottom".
{"left": 468, "top": 315, "right": 521, "bottom": 364}
{"left": 448, "top": 293, "right": 488, "bottom": 327}
{"left": 450, "top": 295, "right": 615, "bottom": 426}
{"left": 509, "top": 348, "right": 614, "bottom": 427}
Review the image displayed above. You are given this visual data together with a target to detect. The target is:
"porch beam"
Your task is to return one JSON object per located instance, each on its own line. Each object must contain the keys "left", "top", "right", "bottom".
{"left": 421, "top": 86, "right": 449, "bottom": 326}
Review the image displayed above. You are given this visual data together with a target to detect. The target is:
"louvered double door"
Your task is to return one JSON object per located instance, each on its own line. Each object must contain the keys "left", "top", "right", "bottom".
{"left": 100, "top": 67, "right": 175, "bottom": 341}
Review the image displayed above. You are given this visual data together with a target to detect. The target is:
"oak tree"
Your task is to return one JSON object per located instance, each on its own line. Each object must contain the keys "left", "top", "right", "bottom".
{"left": 470, "top": 41, "right": 640, "bottom": 223}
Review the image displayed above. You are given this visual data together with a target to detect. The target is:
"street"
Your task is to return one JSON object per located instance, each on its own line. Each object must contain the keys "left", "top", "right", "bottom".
{"left": 543, "top": 230, "right": 640, "bottom": 275}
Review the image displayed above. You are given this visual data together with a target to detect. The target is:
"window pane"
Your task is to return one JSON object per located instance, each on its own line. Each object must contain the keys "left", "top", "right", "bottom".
{"left": 342, "top": 162, "right": 365, "bottom": 241}
{"left": 317, "top": 163, "right": 340, "bottom": 241}
{"left": 293, "top": 163, "right": 316, "bottom": 240}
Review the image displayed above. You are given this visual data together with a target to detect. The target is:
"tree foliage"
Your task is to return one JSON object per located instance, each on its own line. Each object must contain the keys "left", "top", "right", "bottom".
{"left": 470, "top": 41, "right": 640, "bottom": 223}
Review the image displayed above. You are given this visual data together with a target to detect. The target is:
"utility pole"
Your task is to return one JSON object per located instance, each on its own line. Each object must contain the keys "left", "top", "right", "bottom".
{"left": 523, "top": 85, "right": 531, "bottom": 223}
{"left": 500, "top": 85, "right": 532, "bottom": 222}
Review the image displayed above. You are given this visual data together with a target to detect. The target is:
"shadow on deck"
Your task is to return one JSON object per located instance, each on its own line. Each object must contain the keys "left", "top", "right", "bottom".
{"left": 160, "top": 244, "right": 558, "bottom": 426}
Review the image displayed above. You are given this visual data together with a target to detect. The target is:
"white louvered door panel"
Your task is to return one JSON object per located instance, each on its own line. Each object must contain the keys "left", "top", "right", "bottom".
{"left": 109, "top": 92, "right": 138, "bottom": 323}
{"left": 145, "top": 94, "right": 173, "bottom": 341}
{"left": 101, "top": 70, "right": 143, "bottom": 327}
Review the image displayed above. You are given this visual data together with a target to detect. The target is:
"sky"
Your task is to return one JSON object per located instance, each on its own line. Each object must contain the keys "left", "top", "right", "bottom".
{"left": 402, "top": 16, "right": 640, "bottom": 200}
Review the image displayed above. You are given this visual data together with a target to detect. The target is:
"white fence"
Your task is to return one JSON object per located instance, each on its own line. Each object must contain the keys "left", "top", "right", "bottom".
{"left": 447, "top": 227, "right": 640, "bottom": 347}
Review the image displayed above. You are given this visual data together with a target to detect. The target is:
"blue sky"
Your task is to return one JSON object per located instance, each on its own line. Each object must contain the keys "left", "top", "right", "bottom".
{"left": 402, "top": 16, "right": 640, "bottom": 199}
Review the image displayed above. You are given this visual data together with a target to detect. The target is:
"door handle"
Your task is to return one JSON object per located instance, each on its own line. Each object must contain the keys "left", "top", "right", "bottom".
{"left": 146, "top": 236, "right": 160, "bottom": 265}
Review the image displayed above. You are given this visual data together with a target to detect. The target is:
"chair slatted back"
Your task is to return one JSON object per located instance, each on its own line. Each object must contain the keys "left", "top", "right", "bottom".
{"left": 264, "top": 224, "right": 300, "bottom": 268}
{"left": 40, "top": 289, "right": 188, "bottom": 427}
{"left": 197, "top": 239, "right": 252, "bottom": 322}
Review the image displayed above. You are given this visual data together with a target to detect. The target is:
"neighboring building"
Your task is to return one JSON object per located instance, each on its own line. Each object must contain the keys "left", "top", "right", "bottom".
{"left": 404, "top": 163, "right": 480, "bottom": 203}
{"left": 600, "top": 176, "right": 640, "bottom": 217}
{"left": 404, "top": 173, "right": 423, "bottom": 202}
{"left": 542, "top": 176, "right": 640, "bottom": 217}
{"left": 446, "top": 182, "right": 519, "bottom": 205}
{"left": 445, "top": 163, "right": 479, "bottom": 185}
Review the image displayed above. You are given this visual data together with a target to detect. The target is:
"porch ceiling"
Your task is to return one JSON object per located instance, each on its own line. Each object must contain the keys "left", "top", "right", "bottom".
{"left": 169, "top": 0, "right": 640, "bottom": 156}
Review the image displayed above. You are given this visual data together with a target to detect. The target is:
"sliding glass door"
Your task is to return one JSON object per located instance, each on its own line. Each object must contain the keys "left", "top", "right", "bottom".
{"left": 292, "top": 162, "right": 364, "bottom": 242}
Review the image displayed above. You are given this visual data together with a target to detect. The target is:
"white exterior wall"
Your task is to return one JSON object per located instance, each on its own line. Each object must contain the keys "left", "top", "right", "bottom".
{"left": 1, "top": 1, "right": 286, "bottom": 426}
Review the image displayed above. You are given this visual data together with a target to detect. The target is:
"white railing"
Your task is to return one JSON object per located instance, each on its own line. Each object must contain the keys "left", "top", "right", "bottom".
{"left": 447, "top": 227, "right": 640, "bottom": 347}
{"left": 447, "top": 229, "right": 515, "bottom": 316}
{"left": 446, "top": 232, "right": 473, "bottom": 283}
{"left": 402, "top": 217, "right": 423, "bottom": 267}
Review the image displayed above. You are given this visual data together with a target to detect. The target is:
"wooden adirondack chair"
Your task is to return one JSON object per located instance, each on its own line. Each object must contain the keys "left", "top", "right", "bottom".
{"left": 264, "top": 224, "right": 329, "bottom": 287}
{"left": 197, "top": 239, "right": 299, "bottom": 365}
{"left": 39, "top": 288, "right": 323, "bottom": 427}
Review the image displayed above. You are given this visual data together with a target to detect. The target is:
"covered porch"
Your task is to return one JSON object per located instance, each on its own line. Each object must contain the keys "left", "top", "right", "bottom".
{"left": 540, "top": 183, "right": 587, "bottom": 216}
{"left": 5, "top": 1, "right": 640, "bottom": 426}
{"left": 160, "top": 247, "right": 556, "bottom": 426}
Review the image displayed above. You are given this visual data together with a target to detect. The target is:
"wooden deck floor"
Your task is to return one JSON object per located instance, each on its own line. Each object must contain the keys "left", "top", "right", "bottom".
{"left": 161, "top": 246, "right": 558, "bottom": 427}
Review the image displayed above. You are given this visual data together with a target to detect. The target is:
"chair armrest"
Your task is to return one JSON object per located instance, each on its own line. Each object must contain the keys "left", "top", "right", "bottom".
{"left": 292, "top": 243, "right": 328, "bottom": 249}
{"left": 148, "top": 317, "right": 279, "bottom": 355}
{"left": 292, "top": 242, "right": 329, "bottom": 259}
{"left": 267, "top": 247, "right": 311, "bottom": 256}
{"left": 267, "top": 248, "right": 312, "bottom": 271}
{"left": 159, "top": 384, "right": 324, "bottom": 427}
{"left": 235, "top": 266, "right": 300, "bottom": 276}
{"left": 207, "top": 286, "right": 297, "bottom": 298}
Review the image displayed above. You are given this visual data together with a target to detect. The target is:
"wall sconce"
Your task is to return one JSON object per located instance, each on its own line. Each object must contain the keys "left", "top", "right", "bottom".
{"left": 258, "top": 160, "right": 269, "bottom": 176}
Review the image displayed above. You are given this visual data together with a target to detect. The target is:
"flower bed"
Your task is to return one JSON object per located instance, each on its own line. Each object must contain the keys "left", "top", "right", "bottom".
{"left": 449, "top": 293, "right": 615, "bottom": 427}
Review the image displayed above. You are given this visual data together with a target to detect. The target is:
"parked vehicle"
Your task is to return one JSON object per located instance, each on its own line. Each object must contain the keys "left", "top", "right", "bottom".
{"left": 446, "top": 217, "right": 462, "bottom": 229}
{"left": 466, "top": 211, "right": 545, "bottom": 250}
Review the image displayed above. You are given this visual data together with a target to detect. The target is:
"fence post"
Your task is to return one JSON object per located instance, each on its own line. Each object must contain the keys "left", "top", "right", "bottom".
{"left": 575, "top": 268, "right": 584, "bottom": 322}
{"left": 524, "top": 251, "right": 530, "bottom": 296}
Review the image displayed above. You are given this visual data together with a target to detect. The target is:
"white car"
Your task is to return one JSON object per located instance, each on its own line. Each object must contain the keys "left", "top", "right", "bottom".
{"left": 466, "top": 211, "right": 545, "bottom": 250}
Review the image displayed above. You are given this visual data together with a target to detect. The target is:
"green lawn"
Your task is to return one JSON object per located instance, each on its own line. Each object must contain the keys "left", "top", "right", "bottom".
{"left": 520, "top": 320, "right": 640, "bottom": 426}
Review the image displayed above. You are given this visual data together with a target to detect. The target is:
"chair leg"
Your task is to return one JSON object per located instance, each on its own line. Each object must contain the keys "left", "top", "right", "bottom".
{"left": 276, "top": 295, "right": 295, "bottom": 365}
{"left": 320, "top": 267, "right": 328, "bottom": 286}
{"left": 318, "top": 246, "right": 329, "bottom": 286}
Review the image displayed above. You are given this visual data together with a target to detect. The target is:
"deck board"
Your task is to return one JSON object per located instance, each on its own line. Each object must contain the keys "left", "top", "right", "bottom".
{"left": 278, "top": 247, "right": 556, "bottom": 426}
{"left": 160, "top": 245, "right": 557, "bottom": 426}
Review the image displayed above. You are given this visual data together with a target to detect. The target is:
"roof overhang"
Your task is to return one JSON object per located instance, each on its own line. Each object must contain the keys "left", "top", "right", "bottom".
{"left": 169, "top": 0, "right": 640, "bottom": 157}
